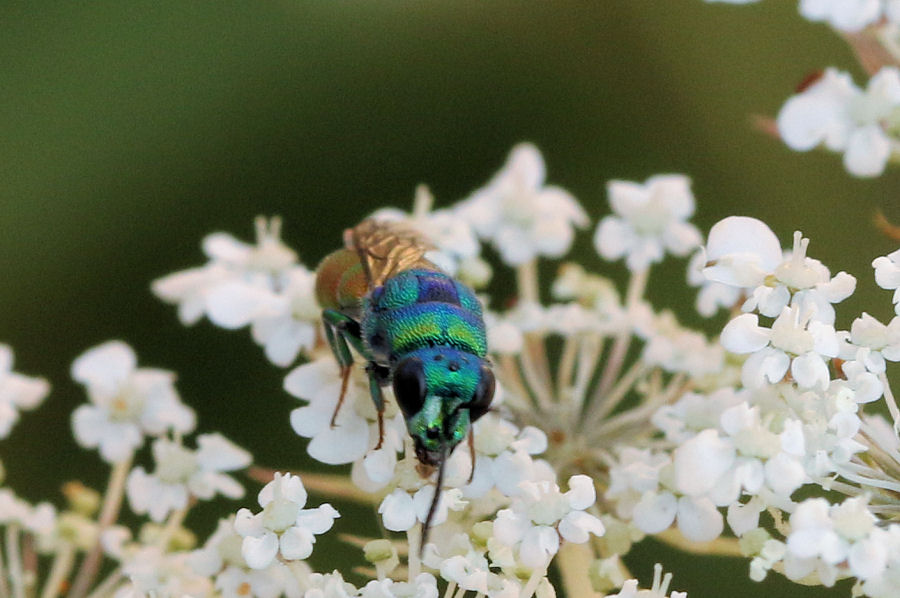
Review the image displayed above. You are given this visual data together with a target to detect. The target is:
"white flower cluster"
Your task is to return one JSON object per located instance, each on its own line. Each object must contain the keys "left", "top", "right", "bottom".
{"left": 604, "top": 212, "right": 900, "bottom": 595}
{"left": 153, "top": 217, "right": 319, "bottom": 367}
{"left": 0, "top": 344, "right": 49, "bottom": 439}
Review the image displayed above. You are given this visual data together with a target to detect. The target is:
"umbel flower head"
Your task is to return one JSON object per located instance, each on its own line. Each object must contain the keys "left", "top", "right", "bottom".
{"left": 12, "top": 126, "right": 900, "bottom": 598}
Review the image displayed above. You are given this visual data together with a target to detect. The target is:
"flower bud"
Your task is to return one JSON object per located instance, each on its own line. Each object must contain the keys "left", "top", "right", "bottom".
{"left": 62, "top": 481, "right": 100, "bottom": 517}
{"left": 363, "top": 539, "right": 398, "bottom": 577}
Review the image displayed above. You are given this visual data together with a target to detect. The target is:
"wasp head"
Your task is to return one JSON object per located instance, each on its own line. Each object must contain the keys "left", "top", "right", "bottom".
{"left": 392, "top": 347, "right": 495, "bottom": 467}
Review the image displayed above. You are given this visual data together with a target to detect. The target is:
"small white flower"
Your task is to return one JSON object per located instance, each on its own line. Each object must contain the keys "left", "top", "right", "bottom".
{"left": 215, "top": 564, "right": 288, "bottom": 598}
{"left": 704, "top": 218, "right": 855, "bottom": 324}
{"left": 117, "top": 546, "right": 214, "bottom": 598}
{"left": 303, "top": 571, "right": 359, "bottom": 598}
{"left": 359, "top": 572, "right": 440, "bottom": 598}
{"left": 841, "top": 312, "right": 900, "bottom": 372}
{"left": 0, "top": 344, "right": 50, "bottom": 438}
{"left": 703, "top": 216, "right": 783, "bottom": 289}
{"left": 786, "top": 496, "right": 883, "bottom": 582}
{"left": 457, "top": 143, "right": 587, "bottom": 266}
{"left": 189, "top": 517, "right": 245, "bottom": 576}
{"left": 127, "top": 433, "right": 251, "bottom": 522}
{"left": 465, "top": 416, "right": 552, "bottom": 499}
{"left": 234, "top": 472, "right": 339, "bottom": 569}
{"left": 285, "top": 356, "right": 375, "bottom": 465}
{"left": 594, "top": 175, "right": 702, "bottom": 272}
{"left": 378, "top": 484, "right": 467, "bottom": 533}
{"left": 71, "top": 341, "right": 195, "bottom": 463}
{"left": 721, "top": 305, "right": 840, "bottom": 390}
{"left": 673, "top": 430, "right": 735, "bottom": 498}
{"left": 249, "top": 266, "right": 320, "bottom": 367}
{"left": 492, "top": 475, "right": 604, "bottom": 569}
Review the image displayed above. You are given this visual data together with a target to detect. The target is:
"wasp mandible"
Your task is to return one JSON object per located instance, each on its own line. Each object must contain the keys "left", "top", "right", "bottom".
{"left": 314, "top": 219, "right": 495, "bottom": 542}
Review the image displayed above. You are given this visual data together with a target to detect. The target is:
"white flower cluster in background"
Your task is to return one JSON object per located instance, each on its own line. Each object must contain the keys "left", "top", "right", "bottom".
{"left": 777, "top": 67, "right": 900, "bottom": 177}
{"left": 706, "top": 0, "right": 900, "bottom": 177}
{"left": 706, "top": 0, "right": 900, "bottom": 32}
{"left": 0, "top": 344, "right": 49, "bottom": 439}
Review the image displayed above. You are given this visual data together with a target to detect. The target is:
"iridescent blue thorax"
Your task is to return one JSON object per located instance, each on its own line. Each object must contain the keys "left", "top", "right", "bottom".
{"left": 361, "top": 268, "right": 487, "bottom": 364}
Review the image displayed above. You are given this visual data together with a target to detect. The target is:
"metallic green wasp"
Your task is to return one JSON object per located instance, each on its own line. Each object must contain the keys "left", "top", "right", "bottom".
{"left": 315, "top": 219, "right": 495, "bottom": 544}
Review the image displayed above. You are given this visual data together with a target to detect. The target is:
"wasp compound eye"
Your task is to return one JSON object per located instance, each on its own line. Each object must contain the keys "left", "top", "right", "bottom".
{"left": 392, "top": 356, "right": 427, "bottom": 417}
{"left": 468, "top": 365, "right": 495, "bottom": 422}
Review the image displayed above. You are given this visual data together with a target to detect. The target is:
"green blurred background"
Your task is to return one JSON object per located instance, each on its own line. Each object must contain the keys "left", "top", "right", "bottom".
{"left": 2, "top": 1, "right": 897, "bottom": 596}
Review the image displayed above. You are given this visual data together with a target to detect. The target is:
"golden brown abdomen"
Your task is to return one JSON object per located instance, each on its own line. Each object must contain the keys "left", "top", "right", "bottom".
{"left": 314, "top": 248, "right": 369, "bottom": 315}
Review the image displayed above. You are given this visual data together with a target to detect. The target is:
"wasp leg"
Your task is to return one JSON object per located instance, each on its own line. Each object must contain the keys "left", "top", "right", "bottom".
{"left": 365, "top": 362, "right": 391, "bottom": 450}
{"left": 467, "top": 427, "right": 476, "bottom": 484}
{"left": 321, "top": 309, "right": 368, "bottom": 428}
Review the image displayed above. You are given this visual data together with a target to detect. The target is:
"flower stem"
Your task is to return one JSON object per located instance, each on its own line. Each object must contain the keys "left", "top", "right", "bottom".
{"left": 556, "top": 542, "right": 603, "bottom": 598}
{"left": 5, "top": 525, "right": 24, "bottom": 598}
{"left": 442, "top": 581, "right": 457, "bottom": 598}
{"left": 570, "top": 336, "right": 602, "bottom": 415}
{"left": 583, "top": 360, "right": 647, "bottom": 430}
{"left": 407, "top": 527, "right": 421, "bottom": 582}
{"left": 68, "top": 458, "right": 132, "bottom": 598}
{"left": 413, "top": 185, "right": 434, "bottom": 218}
{"left": 878, "top": 372, "right": 900, "bottom": 435}
{"left": 83, "top": 570, "right": 122, "bottom": 598}
{"left": 499, "top": 355, "right": 538, "bottom": 411}
{"left": 516, "top": 261, "right": 540, "bottom": 304}
{"left": 519, "top": 561, "right": 548, "bottom": 598}
{"left": 593, "top": 268, "right": 648, "bottom": 403}
{"left": 557, "top": 336, "right": 578, "bottom": 400}
{"left": 519, "top": 343, "right": 554, "bottom": 411}
{"left": 156, "top": 506, "right": 189, "bottom": 550}
{"left": 39, "top": 543, "right": 75, "bottom": 598}
{"left": 0, "top": 534, "right": 10, "bottom": 598}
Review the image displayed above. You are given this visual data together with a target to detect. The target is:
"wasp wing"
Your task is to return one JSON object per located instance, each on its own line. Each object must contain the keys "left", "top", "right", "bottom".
{"left": 345, "top": 219, "right": 440, "bottom": 291}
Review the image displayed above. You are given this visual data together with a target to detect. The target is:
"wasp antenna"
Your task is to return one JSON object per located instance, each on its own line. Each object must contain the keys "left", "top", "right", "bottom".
{"left": 420, "top": 443, "right": 448, "bottom": 559}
